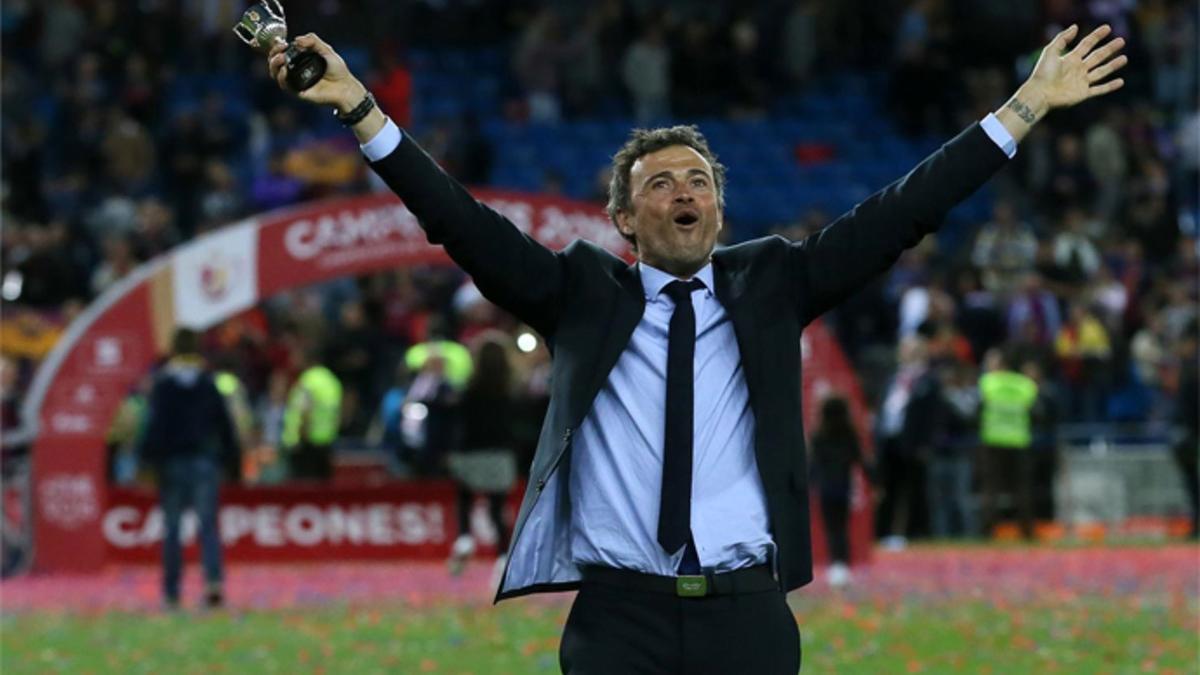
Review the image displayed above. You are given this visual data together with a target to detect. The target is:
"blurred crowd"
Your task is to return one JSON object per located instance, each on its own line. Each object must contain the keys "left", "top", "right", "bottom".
{"left": 1, "top": 1, "right": 1196, "bottom": 533}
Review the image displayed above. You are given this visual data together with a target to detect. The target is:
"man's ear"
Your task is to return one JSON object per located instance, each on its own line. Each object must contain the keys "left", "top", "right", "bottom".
{"left": 616, "top": 210, "right": 635, "bottom": 238}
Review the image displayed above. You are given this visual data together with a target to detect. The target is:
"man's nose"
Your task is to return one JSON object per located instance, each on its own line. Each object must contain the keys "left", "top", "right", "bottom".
{"left": 673, "top": 188, "right": 695, "bottom": 202}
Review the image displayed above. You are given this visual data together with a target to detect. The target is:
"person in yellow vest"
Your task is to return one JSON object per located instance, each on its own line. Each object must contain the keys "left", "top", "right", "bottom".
{"left": 978, "top": 348, "right": 1039, "bottom": 539}
{"left": 282, "top": 350, "right": 344, "bottom": 481}
{"left": 105, "top": 376, "right": 150, "bottom": 484}
{"left": 404, "top": 339, "right": 473, "bottom": 390}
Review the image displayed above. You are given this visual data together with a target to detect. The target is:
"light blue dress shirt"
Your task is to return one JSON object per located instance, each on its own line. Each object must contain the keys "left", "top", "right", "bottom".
{"left": 568, "top": 262, "right": 775, "bottom": 576}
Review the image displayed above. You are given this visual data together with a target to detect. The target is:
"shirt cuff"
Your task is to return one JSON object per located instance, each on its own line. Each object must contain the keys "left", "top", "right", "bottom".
{"left": 359, "top": 117, "right": 403, "bottom": 162}
{"left": 980, "top": 113, "right": 1017, "bottom": 159}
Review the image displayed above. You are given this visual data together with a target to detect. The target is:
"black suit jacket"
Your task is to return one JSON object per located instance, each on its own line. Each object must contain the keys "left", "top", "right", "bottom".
{"left": 368, "top": 122, "right": 1009, "bottom": 601}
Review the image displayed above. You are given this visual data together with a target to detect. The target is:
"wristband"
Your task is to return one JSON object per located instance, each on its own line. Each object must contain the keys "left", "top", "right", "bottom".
{"left": 335, "top": 91, "right": 376, "bottom": 127}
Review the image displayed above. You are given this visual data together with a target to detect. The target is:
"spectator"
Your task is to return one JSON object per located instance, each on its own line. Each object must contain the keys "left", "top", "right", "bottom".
{"left": 978, "top": 349, "right": 1038, "bottom": 539}
{"left": 131, "top": 197, "right": 179, "bottom": 260}
{"left": 446, "top": 334, "right": 521, "bottom": 579}
{"left": 1171, "top": 322, "right": 1199, "bottom": 538}
{"left": 250, "top": 155, "right": 306, "bottom": 212}
{"left": 622, "top": 23, "right": 671, "bottom": 124}
{"left": 105, "top": 380, "right": 148, "bottom": 484}
{"left": 809, "top": 396, "right": 868, "bottom": 587}
{"left": 325, "top": 299, "right": 383, "bottom": 436}
{"left": 1051, "top": 207, "right": 1104, "bottom": 286}
{"left": 213, "top": 365, "right": 254, "bottom": 481}
{"left": 888, "top": 0, "right": 953, "bottom": 136}
{"left": 281, "top": 349, "right": 343, "bottom": 481}
{"left": 1145, "top": 0, "right": 1198, "bottom": 114}
{"left": 897, "top": 275, "right": 952, "bottom": 339}
{"left": 443, "top": 114, "right": 493, "bottom": 186}
{"left": 513, "top": 8, "right": 569, "bottom": 123}
{"left": 1131, "top": 309, "right": 1170, "bottom": 396}
{"left": 1084, "top": 106, "right": 1128, "bottom": 221}
{"left": 398, "top": 351, "right": 458, "bottom": 477}
{"left": 1124, "top": 157, "right": 1179, "bottom": 265}
{"left": 197, "top": 160, "right": 245, "bottom": 231}
{"left": 780, "top": 0, "right": 820, "bottom": 86}
{"left": 1040, "top": 133, "right": 1096, "bottom": 215}
{"left": 1006, "top": 272, "right": 1063, "bottom": 348}
{"left": 1086, "top": 262, "right": 1129, "bottom": 329}
{"left": 971, "top": 200, "right": 1038, "bottom": 295}
{"left": 39, "top": 0, "right": 87, "bottom": 73}
{"left": 929, "top": 362, "right": 979, "bottom": 538}
{"left": 137, "top": 329, "right": 239, "bottom": 609}
{"left": 370, "top": 49, "right": 412, "bottom": 129}
{"left": 0, "top": 356, "right": 26, "bottom": 464}
{"left": 875, "top": 335, "right": 936, "bottom": 547}
{"left": 1023, "top": 360, "right": 1061, "bottom": 525}
{"left": 952, "top": 268, "right": 1006, "bottom": 362}
{"left": 90, "top": 233, "right": 138, "bottom": 298}
{"left": 726, "top": 13, "right": 767, "bottom": 114}
{"left": 252, "top": 370, "right": 290, "bottom": 485}
{"left": 453, "top": 281, "right": 502, "bottom": 346}
{"left": 671, "top": 18, "right": 724, "bottom": 118}
{"left": 1055, "top": 304, "right": 1113, "bottom": 421}
{"left": 367, "top": 362, "right": 410, "bottom": 464}
{"left": 10, "top": 222, "right": 80, "bottom": 306}
{"left": 100, "top": 113, "right": 157, "bottom": 196}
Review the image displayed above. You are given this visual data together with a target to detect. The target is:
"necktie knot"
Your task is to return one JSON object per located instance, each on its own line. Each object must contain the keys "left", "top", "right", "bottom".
{"left": 663, "top": 278, "right": 704, "bottom": 305}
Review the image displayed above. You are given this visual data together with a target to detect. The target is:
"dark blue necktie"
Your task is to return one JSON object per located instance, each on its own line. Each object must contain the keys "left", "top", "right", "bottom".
{"left": 658, "top": 278, "right": 705, "bottom": 558}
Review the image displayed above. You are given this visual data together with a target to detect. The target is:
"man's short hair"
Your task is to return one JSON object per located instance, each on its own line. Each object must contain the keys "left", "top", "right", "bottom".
{"left": 606, "top": 125, "right": 727, "bottom": 248}
{"left": 172, "top": 328, "right": 201, "bottom": 356}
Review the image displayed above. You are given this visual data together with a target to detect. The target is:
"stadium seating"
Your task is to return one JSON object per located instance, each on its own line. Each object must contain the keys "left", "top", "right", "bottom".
{"left": 398, "top": 49, "right": 995, "bottom": 241}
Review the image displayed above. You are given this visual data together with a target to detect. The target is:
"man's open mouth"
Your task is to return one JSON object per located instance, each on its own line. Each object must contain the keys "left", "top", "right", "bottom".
{"left": 673, "top": 211, "right": 700, "bottom": 226}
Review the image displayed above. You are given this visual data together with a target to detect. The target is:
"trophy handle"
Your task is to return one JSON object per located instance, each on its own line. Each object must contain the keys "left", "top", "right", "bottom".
{"left": 232, "top": 23, "right": 256, "bottom": 46}
{"left": 261, "top": 0, "right": 286, "bottom": 22}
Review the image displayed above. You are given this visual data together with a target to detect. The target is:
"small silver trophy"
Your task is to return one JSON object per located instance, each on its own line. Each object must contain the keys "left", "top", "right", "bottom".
{"left": 234, "top": 0, "right": 326, "bottom": 92}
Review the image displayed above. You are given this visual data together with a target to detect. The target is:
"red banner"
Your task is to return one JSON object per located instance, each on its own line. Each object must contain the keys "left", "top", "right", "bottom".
{"left": 105, "top": 481, "right": 521, "bottom": 563}
{"left": 255, "top": 190, "right": 628, "bottom": 299}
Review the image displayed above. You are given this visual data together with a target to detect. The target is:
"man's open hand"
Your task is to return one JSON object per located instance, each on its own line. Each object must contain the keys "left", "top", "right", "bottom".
{"left": 1026, "top": 24, "right": 1127, "bottom": 110}
{"left": 268, "top": 33, "right": 365, "bottom": 113}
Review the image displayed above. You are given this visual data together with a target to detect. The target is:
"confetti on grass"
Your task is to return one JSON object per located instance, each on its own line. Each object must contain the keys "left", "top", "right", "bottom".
{"left": 2, "top": 545, "right": 1196, "bottom": 673}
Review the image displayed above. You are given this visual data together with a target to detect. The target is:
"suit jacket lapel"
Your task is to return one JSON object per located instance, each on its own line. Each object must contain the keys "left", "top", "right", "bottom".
{"left": 712, "top": 251, "right": 758, "bottom": 392}
{"left": 712, "top": 250, "right": 753, "bottom": 342}
{"left": 572, "top": 262, "right": 645, "bottom": 427}
{"left": 712, "top": 250, "right": 767, "bottom": 459}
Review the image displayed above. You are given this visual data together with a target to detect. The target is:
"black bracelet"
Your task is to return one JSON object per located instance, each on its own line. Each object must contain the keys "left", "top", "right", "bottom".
{"left": 335, "top": 91, "right": 376, "bottom": 127}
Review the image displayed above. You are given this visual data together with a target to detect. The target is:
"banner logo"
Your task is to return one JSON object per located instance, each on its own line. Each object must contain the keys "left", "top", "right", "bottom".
{"left": 39, "top": 474, "right": 99, "bottom": 529}
{"left": 199, "top": 250, "right": 240, "bottom": 302}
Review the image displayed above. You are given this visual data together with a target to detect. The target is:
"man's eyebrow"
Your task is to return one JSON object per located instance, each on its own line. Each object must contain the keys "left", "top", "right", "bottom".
{"left": 641, "top": 168, "right": 712, "bottom": 187}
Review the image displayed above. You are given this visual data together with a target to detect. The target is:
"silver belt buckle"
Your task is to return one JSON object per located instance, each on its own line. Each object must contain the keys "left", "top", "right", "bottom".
{"left": 676, "top": 574, "right": 707, "bottom": 597}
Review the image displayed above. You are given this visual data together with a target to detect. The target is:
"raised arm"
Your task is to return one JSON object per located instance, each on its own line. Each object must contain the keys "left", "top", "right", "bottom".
{"left": 994, "top": 24, "right": 1126, "bottom": 143}
{"left": 266, "top": 35, "right": 566, "bottom": 337}
{"left": 789, "top": 24, "right": 1127, "bottom": 326}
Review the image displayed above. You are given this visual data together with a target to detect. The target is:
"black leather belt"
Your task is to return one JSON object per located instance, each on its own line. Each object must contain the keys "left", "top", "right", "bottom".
{"left": 581, "top": 564, "right": 778, "bottom": 598}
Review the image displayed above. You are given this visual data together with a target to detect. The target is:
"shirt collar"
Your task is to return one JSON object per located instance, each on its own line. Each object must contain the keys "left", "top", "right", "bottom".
{"left": 638, "top": 261, "right": 714, "bottom": 301}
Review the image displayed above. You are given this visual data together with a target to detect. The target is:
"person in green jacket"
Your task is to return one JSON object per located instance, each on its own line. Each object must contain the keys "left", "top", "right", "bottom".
{"left": 282, "top": 350, "right": 343, "bottom": 481}
{"left": 978, "top": 348, "right": 1039, "bottom": 539}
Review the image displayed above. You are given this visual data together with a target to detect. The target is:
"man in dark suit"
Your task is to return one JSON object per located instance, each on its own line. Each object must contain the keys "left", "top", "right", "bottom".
{"left": 268, "top": 24, "right": 1126, "bottom": 673}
